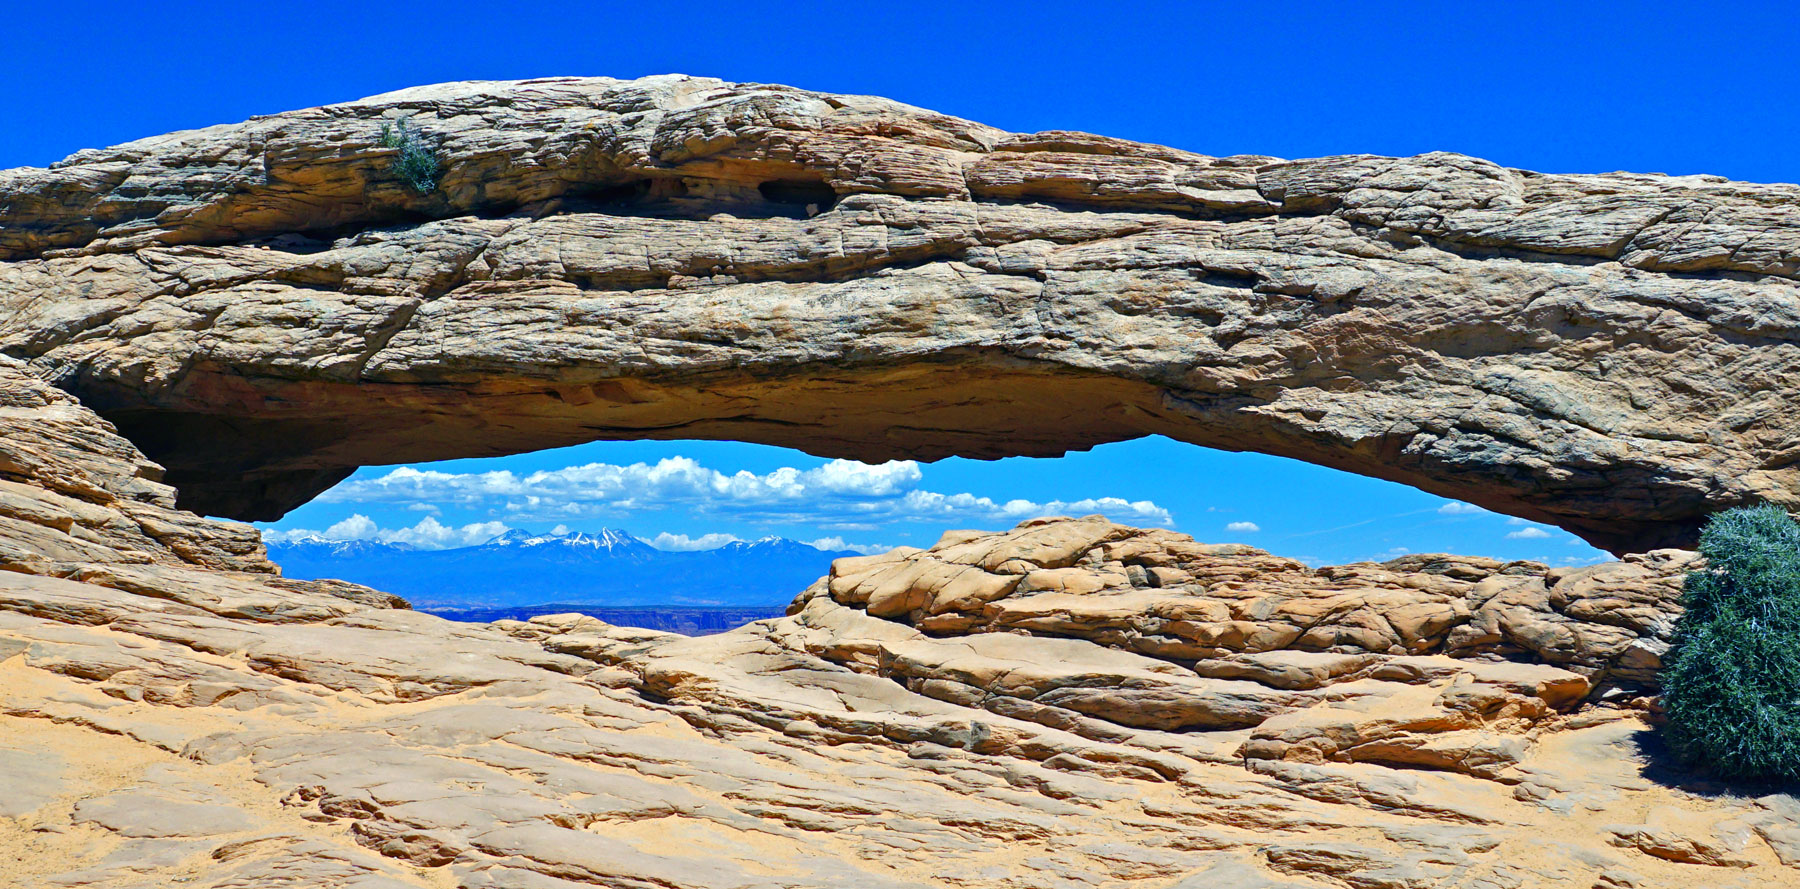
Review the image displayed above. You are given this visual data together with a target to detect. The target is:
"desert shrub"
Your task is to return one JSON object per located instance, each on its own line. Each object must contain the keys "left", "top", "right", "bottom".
{"left": 378, "top": 118, "right": 442, "bottom": 193}
{"left": 1661, "top": 502, "right": 1800, "bottom": 781}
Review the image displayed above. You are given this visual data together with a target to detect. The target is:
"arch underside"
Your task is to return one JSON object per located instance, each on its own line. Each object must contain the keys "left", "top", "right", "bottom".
{"left": 2, "top": 75, "right": 1796, "bottom": 555}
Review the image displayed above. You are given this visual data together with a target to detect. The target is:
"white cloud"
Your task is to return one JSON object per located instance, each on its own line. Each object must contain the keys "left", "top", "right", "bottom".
{"left": 1557, "top": 554, "right": 1612, "bottom": 566}
{"left": 648, "top": 532, "right": 744, "bottom": 551}
{"left": 317, "top": 456, "right": 1174, "bottom": 529}
{"left": 264, "top": 519, "right": 898, "bottom": 556}
{"left": 804, "top": 536, "right": 893, "bottom": 556}
{"left": 1224, "top": 521, "right": 1261, "bottom": 533}
{"left": 806, "top": 460, "right": 919, "bottom": 496}
{"left": 263, "top": 514, "right": 510, "bottom": 550}
{"left": 385, "top": 517, "right": 511, "bottom": 549}
{"left": 325, "top": 514, "right": 378, "bottom": 540}
{"left": 1506, "top": 527, "right": 1552, "bottom": 540}
{"left": 258, "top": 528, "right": 321, "bottom": 544}
{"left": 1437, "top": 502, "right": 1486, "bottom": 516}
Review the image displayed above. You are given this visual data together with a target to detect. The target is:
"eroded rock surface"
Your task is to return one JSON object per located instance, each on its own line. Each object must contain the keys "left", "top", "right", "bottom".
{"left": 4, "top": 357, "right": 1799, "bottom": 888}
{"left": 800, "top": 516, "right": 1692, "bottom": 693}
{"left": 4, "top": 76, "right": 1799, "bottom": 550}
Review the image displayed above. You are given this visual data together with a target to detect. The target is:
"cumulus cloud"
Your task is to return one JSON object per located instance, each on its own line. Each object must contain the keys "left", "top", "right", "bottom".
{"left": 1506, "top": 526, "right": 1552, "bottom": 540}
{"left": 1224, "top": 521, "right": 1261, "bottom": 533}
{"left": 803, "top": 536, "right": 894, "bottom": 556}
{"left": 1437, "top": 502, "right": 1486, "bottom": 516}
{"left": 265, "top": 518, "right": 898, "bottom": 556}
{"left": 324, "top": 514, "right": 378, "bottom": 540}
{"left": 258, "top": 528, "right": 326, "bottom": 545}
{"left": 388, "top": 517, "right": 512, "bottom": 549}
{"left": 318, "top": 456, "right": 1174, "bottom": 529}
{"left": 1557, "top": 554, "right": 1611, "bottom": 566}
{"left": 262, "top": 514, "right": 510, "bottom": 550}
{"left": 648, "top": 532, "right": 744, "bottom": 551}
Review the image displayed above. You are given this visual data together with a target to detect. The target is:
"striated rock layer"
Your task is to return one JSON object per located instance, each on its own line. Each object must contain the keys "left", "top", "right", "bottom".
{"left": 5, "top": 76, "right": 1800, "bottom": 550}
{"left": 5, "top": 357, "right": 1800, "bottom": 888}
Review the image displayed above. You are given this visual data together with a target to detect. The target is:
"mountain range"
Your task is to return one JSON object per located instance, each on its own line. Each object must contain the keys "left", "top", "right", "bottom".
{"left": 265, "top": 529, "right": 859, "bottom": 608}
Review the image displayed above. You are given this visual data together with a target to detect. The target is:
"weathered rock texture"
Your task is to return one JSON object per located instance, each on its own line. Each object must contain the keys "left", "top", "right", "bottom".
{"left": 4, "top": 76, "right": 1799, "bottom": 551}
{"left": 5, "top": 356, "right": 1800, "bottom": 888}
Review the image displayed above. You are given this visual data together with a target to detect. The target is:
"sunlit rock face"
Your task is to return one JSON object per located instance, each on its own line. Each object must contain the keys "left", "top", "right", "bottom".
{"left": 4, "top": 75, "right": 1799, "bottom": 551}
{"left": 801, "top": 515, "right": 1692, "bottom": 694}
{"left": 6, "top": 353, "right": 1800, "bottom": 887}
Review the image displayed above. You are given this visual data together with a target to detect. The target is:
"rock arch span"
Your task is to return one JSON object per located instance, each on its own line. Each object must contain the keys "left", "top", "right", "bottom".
{"left": 2, "top": 75, "right": 1798, "bottom": 554}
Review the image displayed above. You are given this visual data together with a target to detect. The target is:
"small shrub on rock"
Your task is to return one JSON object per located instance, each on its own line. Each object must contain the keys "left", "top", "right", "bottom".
{"left": 1661, "top": 502, "right": 1800, "bottom": 781}
{"left": 378, "top": 118, "right": 442, "bottom": 194}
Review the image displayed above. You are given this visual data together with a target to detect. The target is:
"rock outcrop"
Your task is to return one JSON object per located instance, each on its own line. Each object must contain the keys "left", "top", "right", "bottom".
{"left": 5, "top": 355, "right": 1800, "bottom": 888}
{"left": 5, "top": 76, "right": 1800, "bottom": 550}
{"left": 797, "top": 515, "right": 1691, "bottom": 695}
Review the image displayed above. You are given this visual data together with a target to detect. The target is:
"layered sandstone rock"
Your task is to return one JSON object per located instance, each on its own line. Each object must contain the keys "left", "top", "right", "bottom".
{"left": 4, "top": 356, "right": 1800, "bottom": 888}
{"left": 4, "top": 76, "right": 1800, "bottom": 550}
{"left": 0, "top": 355, "right": 397, "bottom": 614}
{"left": 800, "top": 515, "right": 1691, "bottom": 692}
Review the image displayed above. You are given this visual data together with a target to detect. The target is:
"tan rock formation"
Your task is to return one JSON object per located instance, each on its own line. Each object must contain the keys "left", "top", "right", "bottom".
{"left": 801, "top": 515, "right": 1691, "bottom": 691}
{"left": 4, "top": 76, "right": 1800, "bottom": 550}
{"left": 4, "top": 356, "right": 1800, "bottom": 887}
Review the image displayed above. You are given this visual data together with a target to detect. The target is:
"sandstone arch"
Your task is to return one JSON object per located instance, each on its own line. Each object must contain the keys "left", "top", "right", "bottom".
{"left": 3, "top": 75, "right": 1798, "bottom": 553}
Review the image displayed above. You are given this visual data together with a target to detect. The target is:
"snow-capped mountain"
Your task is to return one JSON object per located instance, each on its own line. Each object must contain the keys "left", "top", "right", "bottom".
{"left": 716, "top": 536, "right": 809, "bottom": 553}
{"left": 265, "top": 529, "right": 860, "bottom": 608}
{"left": 265, "top": 534, "right": 416, "bottom": 558}
{"left": 483, "top": 528, "right": 651, "bottom": 552}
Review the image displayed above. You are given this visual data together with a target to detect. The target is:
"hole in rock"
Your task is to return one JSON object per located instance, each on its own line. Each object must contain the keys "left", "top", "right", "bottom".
{"left": 553, "top": 177, "right": 692, "bottom": 216}
{"left": 758, "top": 177, "right": 838, "bottom": 213}
{"left": 253, "top": 436, "right": 1610, "bottom": 636}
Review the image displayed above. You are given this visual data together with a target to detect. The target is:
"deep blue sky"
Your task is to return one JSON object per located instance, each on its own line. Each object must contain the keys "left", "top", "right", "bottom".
{"left": 9, "top": 1, "right": 1792, "bottom": 180}
{"left": 7, "top": 1, "right": 1791, "bottom": 565}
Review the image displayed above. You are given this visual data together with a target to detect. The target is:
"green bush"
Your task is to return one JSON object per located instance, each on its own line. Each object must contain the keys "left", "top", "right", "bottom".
{"left": 1661, "top": 502, "right": 1800, "bottom": 781}
{"left": 378, "top": 118, "right": 442, "bottom": 194}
